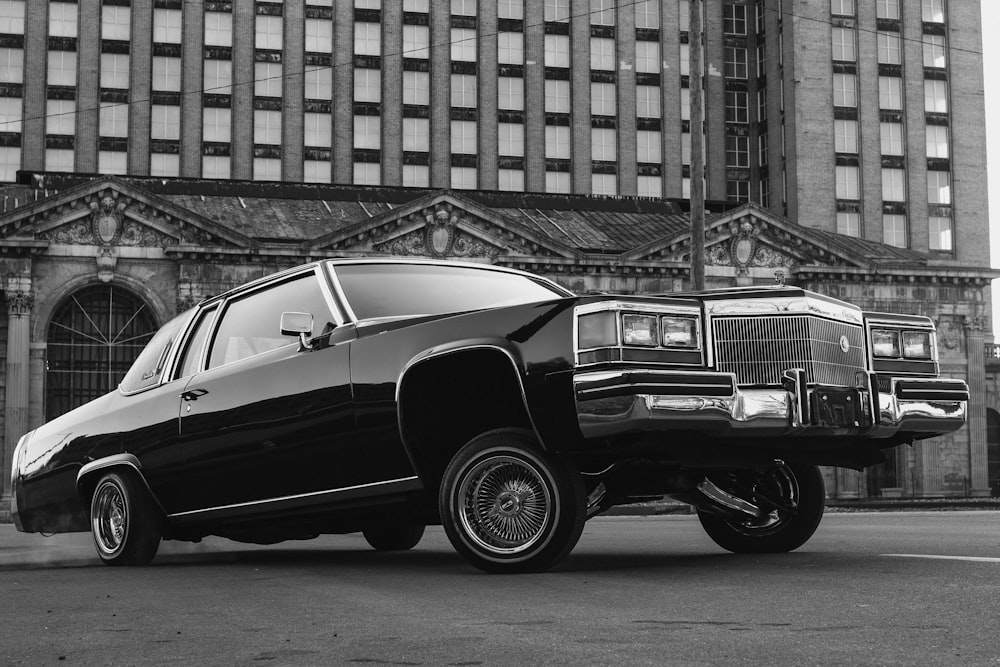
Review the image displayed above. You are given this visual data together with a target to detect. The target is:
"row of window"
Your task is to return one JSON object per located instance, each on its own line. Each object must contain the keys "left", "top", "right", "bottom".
{"left": 837, "top": 211, "right": 952, "bottom": 251}
{"left": 834, "top": 120, "right": 950, "bottom": 159}
{"left": 832, "top": 28, "right": 947, "bottom": 69}
{"left": 0, "top": 0, "right": 663, "bottom": 45}
{"left": 836, "top": 166, "right": 951, "bottom": 204}
{"left": 0, "top": 144, "right": 664, "bottom": 199}
{"left": 831, "top": 0, "right": 946, "bottom": 23}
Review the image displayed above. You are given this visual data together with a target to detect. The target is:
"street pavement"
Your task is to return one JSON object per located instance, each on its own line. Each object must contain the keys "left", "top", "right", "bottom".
{"left": 1, "top": 511, "right": 998, "bottom": 666}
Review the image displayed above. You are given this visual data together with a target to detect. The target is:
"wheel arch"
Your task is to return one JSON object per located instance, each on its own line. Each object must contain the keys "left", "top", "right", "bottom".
{"left": 396, "top": 343, "right": 543, "bottom": 491}
{"left": 76, "top": 454, "right": 166, "bottom": 516}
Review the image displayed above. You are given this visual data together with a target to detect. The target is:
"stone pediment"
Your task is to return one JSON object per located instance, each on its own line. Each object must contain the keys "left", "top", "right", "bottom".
{"left": 306, "top": 191, "right": 576, "bottom": 260}
{"left": 0, "top": 177, "right": 254, "bottom": 251}
{"left": 627, "top": 204, "right": 870, "bottom": 278}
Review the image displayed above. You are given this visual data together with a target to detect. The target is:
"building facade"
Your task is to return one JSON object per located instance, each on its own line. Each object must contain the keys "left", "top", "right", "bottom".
{"left": 0, "top": 0, "right": 988, "bottom": 263}
{"left": 0, "top": 0, "right": 996, "bottom": 519}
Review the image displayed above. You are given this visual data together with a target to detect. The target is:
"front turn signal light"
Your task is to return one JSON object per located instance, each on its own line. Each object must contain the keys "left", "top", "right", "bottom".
{"left": 578, "top": 311, "right": 618, "bottom": 349}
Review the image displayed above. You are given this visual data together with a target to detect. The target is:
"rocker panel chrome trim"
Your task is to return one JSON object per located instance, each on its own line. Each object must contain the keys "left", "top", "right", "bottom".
{"left": 166, "top": 476, "right": 422, "bottom": 520}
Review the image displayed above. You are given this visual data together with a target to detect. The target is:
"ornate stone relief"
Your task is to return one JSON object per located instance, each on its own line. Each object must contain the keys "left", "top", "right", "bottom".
{"left": 372, "top": 203, "right": 505, "bottom": 259}
{"left": 704, "top": 217, "right": 797, "bottom": 275}
{"left": 935, "top": 314, "right": 965, "bottom": 354}
{"left": 4, "top": 290, "right": 34, "bottom": 316}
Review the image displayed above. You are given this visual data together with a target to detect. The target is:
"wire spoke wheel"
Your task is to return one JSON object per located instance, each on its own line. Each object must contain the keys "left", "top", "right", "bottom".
{"left": 440, "top": 429, "right": 585, "bottom": 573}
{"left": 460, "top": 456, "right": 552, "bottom": 554}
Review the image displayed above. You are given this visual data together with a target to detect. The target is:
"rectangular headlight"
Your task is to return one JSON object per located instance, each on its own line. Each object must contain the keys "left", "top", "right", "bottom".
{"left": 662, "top": 316, "right": 698, "bottom": 348}
{"left": 871, "top": 329, "right": 901, "bottom": 358}
{"left": 902, "top": 331, "right": 932, "bottom": 360}
{"left": 622, "top": 314, "right": 658, "bottom": 347}
{"left": 578, "top": 311, "right": 618, "bottom": 349}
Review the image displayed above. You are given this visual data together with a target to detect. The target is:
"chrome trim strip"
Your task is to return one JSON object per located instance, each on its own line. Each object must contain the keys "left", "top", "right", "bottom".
{"left": 863, "top": 317, "right": 940, "bottom": 371}
{"left": 76, "top": 453, "right": 168, "bottom": 515}
{"left": 575, "top": 301, "right": 702, "bottom": 317}
{"left": 576, "top": 382, "right": 731, "bottom": 397}
{"left": 77, "top": 453, "right": 143, "bottom": 482}
{"left": 166, "top": 476, "right": 422, "bottom": 519}
{"left": 314, "top": 264, "right": 348, "bottom": 328}
{"left": 323, "top": 262, "right": 358, "bottom": 323}
{"left": 573, "top": 302, "right": 705, "bottom": 366}
{"left": 704, "top": 294, "right": 864, "bottom": 325}
{"left": 574, "top": 370, "right": 968, "bottom": 441}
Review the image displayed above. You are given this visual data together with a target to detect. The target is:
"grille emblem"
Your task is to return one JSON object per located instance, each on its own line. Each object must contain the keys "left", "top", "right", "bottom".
{"left": 840, "top": 335, "right": 851, "bottom": 354}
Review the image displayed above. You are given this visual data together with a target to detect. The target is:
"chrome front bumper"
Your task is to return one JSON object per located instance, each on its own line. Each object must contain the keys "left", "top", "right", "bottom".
{"left": 574, "top": 368, "right": 968, "bottom": 440}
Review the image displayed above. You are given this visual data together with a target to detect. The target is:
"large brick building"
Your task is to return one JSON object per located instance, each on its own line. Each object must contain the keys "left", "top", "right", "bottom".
{"left": 0, "top": 0, "right": 997, "bottom": 518}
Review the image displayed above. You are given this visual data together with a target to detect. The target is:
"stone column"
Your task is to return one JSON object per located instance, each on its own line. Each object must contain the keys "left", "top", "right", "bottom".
{"left": 965, "top": 318, "right": 990, "bottom": 496}
{"left": 834, "top": 467, "right": 861, "bottom": 499}
{"left": 2, "top": 280, "right": 33, "bottom": 515}
{"left": 28, "top": 343, "right": 47, "bottom": 430}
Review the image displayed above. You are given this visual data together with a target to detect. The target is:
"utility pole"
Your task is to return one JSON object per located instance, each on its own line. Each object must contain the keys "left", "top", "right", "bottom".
{"left": 689, "top": 0, "right": 706, "bottom": 290}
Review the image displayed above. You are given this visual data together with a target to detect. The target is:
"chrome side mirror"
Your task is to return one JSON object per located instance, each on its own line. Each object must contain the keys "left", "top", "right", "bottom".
{"left": 280, "top": 312, "right": 314, "bottom": 351}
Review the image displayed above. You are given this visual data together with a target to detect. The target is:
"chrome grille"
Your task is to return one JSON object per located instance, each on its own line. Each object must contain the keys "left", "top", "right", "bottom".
{"left": 712, "top": 315, "right": 865, "bottom": 387}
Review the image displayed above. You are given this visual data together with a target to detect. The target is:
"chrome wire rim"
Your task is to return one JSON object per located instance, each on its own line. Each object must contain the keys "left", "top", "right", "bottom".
{"left": 728, "top": 465, "right": 799, "bottom": 536}
{"left": 92, "top": 481, "right": 127, "bottom": 556}
{"left": 457, "top": 455, "right": 552, "bottom": 556}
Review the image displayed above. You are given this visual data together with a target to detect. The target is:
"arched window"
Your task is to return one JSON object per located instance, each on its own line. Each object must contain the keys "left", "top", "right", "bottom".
{"left": 46, "top": 285, "right": 159, "bottom": 419}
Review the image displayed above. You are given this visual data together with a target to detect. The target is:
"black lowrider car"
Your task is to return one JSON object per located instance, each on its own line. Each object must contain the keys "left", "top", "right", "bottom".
{"left": 11, "top": 259, "right": 968, "bottom": 572}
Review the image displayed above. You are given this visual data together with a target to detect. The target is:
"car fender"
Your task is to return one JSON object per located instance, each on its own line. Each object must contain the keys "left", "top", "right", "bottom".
{"left": 76, "top": 453, "right": 167, "bottom": 515}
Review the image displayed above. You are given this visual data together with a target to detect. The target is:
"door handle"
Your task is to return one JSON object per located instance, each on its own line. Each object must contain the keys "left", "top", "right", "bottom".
{"left": 180, "top": 388, "right": 209, "bottom": 401}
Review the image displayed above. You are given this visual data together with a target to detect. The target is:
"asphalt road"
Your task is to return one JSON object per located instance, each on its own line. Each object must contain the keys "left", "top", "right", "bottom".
{"left": 2, "top": 512, "right": 998, "bottom": 666}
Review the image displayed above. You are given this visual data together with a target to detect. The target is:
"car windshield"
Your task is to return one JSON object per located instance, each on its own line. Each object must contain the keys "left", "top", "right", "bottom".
{"left": 334, "top": 264, "right": 568, "bottom": 321}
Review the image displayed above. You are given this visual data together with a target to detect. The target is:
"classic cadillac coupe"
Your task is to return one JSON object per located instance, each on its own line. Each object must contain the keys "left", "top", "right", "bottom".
{"left": 11, "top": 259, "right": 968, "bottom": 572}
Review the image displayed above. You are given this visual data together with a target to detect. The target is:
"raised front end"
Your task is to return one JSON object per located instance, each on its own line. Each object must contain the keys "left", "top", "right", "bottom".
{"left": 572, "top": 287, "right": 968, "bottom": 452}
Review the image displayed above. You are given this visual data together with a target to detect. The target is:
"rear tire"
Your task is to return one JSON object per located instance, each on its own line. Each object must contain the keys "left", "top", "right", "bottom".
{"left": 362, "top": 519, "right": 425, "bottom": 551}
{"left": 90, "top": 470, "right": 162, "bottom": 566}
{"left": 697, "top": 462, "right": 825, "bottom": 554}
{"left": 439, "top": 429, "right": 585, "bottom": 574}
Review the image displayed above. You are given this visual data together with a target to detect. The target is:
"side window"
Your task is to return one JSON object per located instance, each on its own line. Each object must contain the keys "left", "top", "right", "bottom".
{"left": 119, "top": 312, "right": 189, "bottom": 393}
{"left": 175, "top": 304, "right": 218, "bottom": 378}
{"left": 208, "top": 272, "right": 334, "bottom": 369}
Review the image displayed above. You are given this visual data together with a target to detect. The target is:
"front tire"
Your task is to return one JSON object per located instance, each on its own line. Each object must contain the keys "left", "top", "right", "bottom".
{"left": 90, "top": 470, "right": 162, "bottom": 566}
{"left": 697, "top": 462, "right": 825, "bottom": 554}
{"left": 439, "top": 429, "right": 585, "bottom": 574}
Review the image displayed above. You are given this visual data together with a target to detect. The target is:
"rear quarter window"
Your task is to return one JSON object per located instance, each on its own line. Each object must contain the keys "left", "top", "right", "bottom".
{"left": 119, "top": 312, "right": 191, "bottom": 394}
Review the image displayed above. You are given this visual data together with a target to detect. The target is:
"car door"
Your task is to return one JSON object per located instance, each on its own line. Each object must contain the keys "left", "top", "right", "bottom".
{"left": 172, "top": 268, "right": 360, "bottom": 515}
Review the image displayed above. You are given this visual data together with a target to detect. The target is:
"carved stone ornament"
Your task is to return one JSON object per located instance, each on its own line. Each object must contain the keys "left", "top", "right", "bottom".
{"left": 935, "top": 315, "right": 964, "bottom": 353}
{"left": 424, "top": 206, "right": 457, "bottom": 257}
{"left": 730, "top": 217, "right": 761, "bottom": 277}
{"left": 96, "top": 248, "right": 117, "bottom": 283}
{"left": 4, "top": 290, "right": 34, "bottom": 316}
{"left": 372, "top": 204, "right": 505, "bottom": 259}
{"left": 705, "top": 217, "right": 795, "bottom": 273}
{"left": 92, "top": 195, "right": 123, "bottom": 246}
